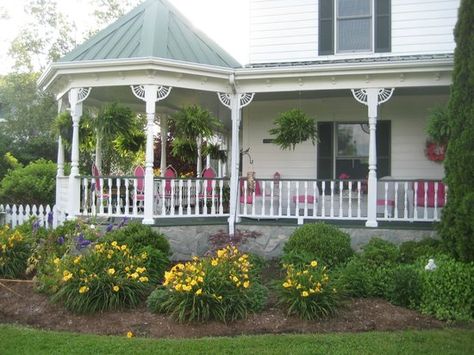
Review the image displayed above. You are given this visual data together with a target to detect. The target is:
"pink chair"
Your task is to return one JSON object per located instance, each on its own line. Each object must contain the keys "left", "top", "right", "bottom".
{"left": 132, "top": 166, "right": 145, "bottom": 205}
{"left": 413, "top": 180, "right": 446, "bottom": 219}
{"left": 163, "top": 165, "right": 177, "bottom": 197}
{"left": 200, "top": 167, "right": 217, "bottom": 198}
{"left": 91, "top": 163, "right": 110, "bottom": 203}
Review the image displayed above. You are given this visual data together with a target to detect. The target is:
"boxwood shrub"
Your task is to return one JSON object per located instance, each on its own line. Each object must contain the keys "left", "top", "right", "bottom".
{"left": 283, "top": 223, "right": 353, "bottom": 268}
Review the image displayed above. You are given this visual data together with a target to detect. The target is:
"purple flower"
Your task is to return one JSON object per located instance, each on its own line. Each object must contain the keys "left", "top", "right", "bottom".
{"left": 57, "top": 236, "right": 65, "bottom": 245}
{"left": 32, "top": 220, "right": 40, "bottom": 233}
{"left": 75, "top": 233, "right": 91, "bottom": 250}
{"left": 47, "top": 211, "right": 54, "bottom": 227}
{"left": 118, "top": 217, "right": 129, "bottom": 228}
{"left": 106, "top": 224, "right": 114, "bottom": 233}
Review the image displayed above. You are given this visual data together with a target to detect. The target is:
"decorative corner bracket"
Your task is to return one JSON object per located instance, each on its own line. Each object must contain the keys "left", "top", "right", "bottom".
{"left": 351, "top": 88, "right": 394, "bottom": 106}
{"left": 69, "top": 87, "right": 91, "bottom": 106}
{"left": 217, "top": 92, "right": 255, "bottom": 109}
{"left": 131, "top": 85, "right": 172, "bottom": 102}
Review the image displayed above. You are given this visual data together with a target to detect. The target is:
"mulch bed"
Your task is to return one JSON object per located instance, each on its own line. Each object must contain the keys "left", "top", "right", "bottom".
{"left": 0, "top": 262, "right": 448, "bottom": 339}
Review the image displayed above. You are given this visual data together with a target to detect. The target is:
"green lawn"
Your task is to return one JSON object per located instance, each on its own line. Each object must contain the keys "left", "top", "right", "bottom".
{"left": 0, "top": 325, "right": 473, "bottom": 355}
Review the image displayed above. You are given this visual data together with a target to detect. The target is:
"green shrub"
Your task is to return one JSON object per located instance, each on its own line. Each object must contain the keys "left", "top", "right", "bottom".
{"left": 148, "top": 245, "right": 267, "bottom": 323}
{"left": 360, "top": 238, "right": 399, "bottom": 267}
{"left": 277, "top": 259, "right": 341, "bottom": 320}
{"left": 398, "top": 238, "right": 444, "bottom": 264}
{"left": 0, "top": 226, "right": 30, "bottom": 278}
{"left": 0, "top": 159, "right": 56, "bottom": 205}
{"left": 389, "top": 264, "right": 422, "bottom": 309}
{"left": 51, "top": 241, "right": 152, "bottom": 313}
{"left": 336, "top": 256, "right": 394, "bottom": 299}
{"left": 419, "top": 255, "right": 474, "bottom": 321}
{"left": 104, "top": 222, "right": 170, "bottom": 255}
{"left": 283, "top": 223, "right": 353, "bottom": 268}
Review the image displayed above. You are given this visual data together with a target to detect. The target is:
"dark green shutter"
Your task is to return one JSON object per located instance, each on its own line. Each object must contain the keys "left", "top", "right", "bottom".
{"left": 317, "top": 122, "right": 334, "bottom": 180}
{"left": 376, "top": 120, "right": 391, "bottom": 177}
{"left": 375, "top": 0, "right": 391, "bottom": 53}
{"left": 319, "top": 0, "right": 334, "bottom": 55}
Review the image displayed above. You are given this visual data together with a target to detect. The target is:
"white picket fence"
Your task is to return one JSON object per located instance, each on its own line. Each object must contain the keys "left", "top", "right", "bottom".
{"left": 0, "top": 204, "right": 65, "bottom": 229}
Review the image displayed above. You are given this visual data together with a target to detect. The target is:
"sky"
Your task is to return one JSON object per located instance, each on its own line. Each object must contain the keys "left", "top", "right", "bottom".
{"left": 0, "top": 0, "right": 250, "bottom": 74}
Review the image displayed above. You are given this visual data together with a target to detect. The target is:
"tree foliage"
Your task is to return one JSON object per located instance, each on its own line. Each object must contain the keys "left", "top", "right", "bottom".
{"left": 0, "top": 73, "right": 57, "bottom": 164}
{"left": 269, "top": 109, "right": 318, "bottom": 150}
{"left": 439, "top": 0, "right": 474, "bottom": 262}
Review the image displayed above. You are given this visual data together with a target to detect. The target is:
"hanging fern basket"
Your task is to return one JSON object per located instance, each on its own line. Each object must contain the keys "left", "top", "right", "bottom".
{"left": 269, "top": 109, "right": 318, "bottom": 150}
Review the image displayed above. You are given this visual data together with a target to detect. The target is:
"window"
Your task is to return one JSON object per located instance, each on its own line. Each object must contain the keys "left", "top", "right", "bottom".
{"left": 317, "top": 121, "right": 391, "bottom": 181}
{"left": 319, "top": 0, "right": 391, "bottom": 55}
{"left": 337, "top": 0, "right": 372, "bottom": 52}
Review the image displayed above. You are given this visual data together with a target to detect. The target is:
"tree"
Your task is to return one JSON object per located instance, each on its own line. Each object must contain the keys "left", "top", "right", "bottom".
{"left": 9, "top": 0, "right": 77, "bottom": 72}
{"left": 438, "top": 0, "right": 474, "bottom": 262}
{"left": 0, "top": 73, "right": 57, "bottom": 164}
{"left": 169, "top": 105, "right": 223, "bottom": 176}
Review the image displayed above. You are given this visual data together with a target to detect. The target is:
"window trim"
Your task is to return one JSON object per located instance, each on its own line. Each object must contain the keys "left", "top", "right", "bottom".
{"left": 334, "top": 0, "right": 375, "bottom": 54}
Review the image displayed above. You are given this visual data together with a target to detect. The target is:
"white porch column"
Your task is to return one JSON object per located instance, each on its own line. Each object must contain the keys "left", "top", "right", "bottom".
{"left": 132, "top": 85, "right": 172, "bottom": 224}
{"left": 218, "top": 92, "right": 255, "bottom": 235}
{"left": 55, "top": 135, "right": 65, "bottom": 208}
{"left": 352, "top": 88, "right": 394, "bottom": 227}
{"left": 159, "top": 114, "right": 168, "bottom": 177}
{"left": 67, "top": 88, "right": 91, "bottom": 219}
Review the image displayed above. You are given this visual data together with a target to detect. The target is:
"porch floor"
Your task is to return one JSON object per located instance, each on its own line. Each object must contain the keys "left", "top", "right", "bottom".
{"left": 105, "top": 216, "right": 436, "bottom": 231}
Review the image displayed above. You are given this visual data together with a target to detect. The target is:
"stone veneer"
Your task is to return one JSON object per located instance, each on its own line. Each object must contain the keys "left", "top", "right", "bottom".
{"left": 152, "top": 224, "right": 437, "bottom": 261}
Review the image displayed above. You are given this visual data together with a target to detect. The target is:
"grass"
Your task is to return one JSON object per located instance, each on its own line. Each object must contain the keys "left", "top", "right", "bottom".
{"left": 0, "top": 325, "right": 473, "bottom": 355}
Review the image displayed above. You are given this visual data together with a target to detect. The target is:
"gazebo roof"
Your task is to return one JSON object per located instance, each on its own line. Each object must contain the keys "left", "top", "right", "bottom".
{"left": 58, "top": 0, "right": 241, "bottom": 69}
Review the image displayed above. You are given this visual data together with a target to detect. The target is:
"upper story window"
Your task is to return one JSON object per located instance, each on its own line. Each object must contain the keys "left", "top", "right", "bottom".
{"left": 319, "top": 0, "right": 391, "bottom": 55}
{"left": 337, "top": 0, "right": 372, "bottom": 52}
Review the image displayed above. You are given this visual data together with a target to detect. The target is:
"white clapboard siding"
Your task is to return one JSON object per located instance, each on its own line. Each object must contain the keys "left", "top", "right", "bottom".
{"left": 249, "top": 0, "right": 459, "bottom": 64}
{"left": 242, "top": 93, "right": 445, "bottom": 181}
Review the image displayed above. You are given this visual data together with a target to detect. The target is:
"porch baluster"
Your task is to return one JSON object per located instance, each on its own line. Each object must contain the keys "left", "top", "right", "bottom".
{"left": 261, "top": 180, "right": 266, "bottom": 216}
{"left": 295, "top": 181, "right": 300, "bottom": 218}
{"left": 178, "top": 179, "right": 183, "bottom": 216}
{"left": 357, "top": 181, "right": 361, "bottom": 218}
{"left": 133, "top": 179, "right": 138, "bottom": 216}
{"left": 270, "top": 180, "right": 275, "bottom": 217}
{"left": 99, "top": 178, "right": 105, "bottom": 215}
{"left": 286, "top": 181, "right": 291, "bottom": 216}
{"left": 330, "top": 181, "right": 334, "bottom": 218}
{"left": 423, "top": 181, "right": 428, "bottom": 220}
{"left": 124, "top": 179, "right": 130, "bottom": 216}
{"left": 414, "top": 182, "right": 419, "bottom": 219}
{"left": 312, "top": 181, "right": 317, "bottom": 218}
{"left": 339, "top": 181, "right": 343, "bottom": 218}
{"left": 251, "top": 182, "right": 256, "bottom": 216}
{"left": 243, "top": 180, "right": 248, "bottom": 216}
{"left": 384, "top": 182, "right": 389, "bottom": 218}
{"left": 211, "top": 180, "right": 216, "bottom": 215}
{"left": 348, "top": 181, "right": 353, "bottom": 217}
{"left": 322, "top": 181, "right": 326, "bottom": 217}
{"left": 116, "top": 178, "right": 121, "bottom": 215}
{"left": 170, "top": 179, "right": 175, "bottom": 216}
{"left": 187, "top": 179, "right": 192, "bottom": 215}
{"left": 404, "top": 182, "right": 409, "bottom": 219}
{"left": 82, "top": 178, "right": 88, "bottom": 215}
{"left": 195, "top": 179, "right": 200, "bottom": 215}
{"left": 278, "top": 180, "right": 282, "bottom": 217}
{"left": 304, "top": 181, "right": 308, "bottom": 217}
{"left": 394, "top": 182, "right": 399, "bottom": 219}
{"left": 219, "top": 180, "right": 224, "bottom": 215}
{"left": 107, "top": 178, "right": 112, "bottom": 216}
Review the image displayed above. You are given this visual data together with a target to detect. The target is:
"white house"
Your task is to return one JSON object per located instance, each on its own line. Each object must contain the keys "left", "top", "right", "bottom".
{"left": 38, "top": 0, "right": 458, "bottom": 233}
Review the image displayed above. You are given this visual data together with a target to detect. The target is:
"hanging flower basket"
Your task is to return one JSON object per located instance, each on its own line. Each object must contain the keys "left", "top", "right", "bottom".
{"left": 425, "top": 141, "right": 446, "bottom": 162}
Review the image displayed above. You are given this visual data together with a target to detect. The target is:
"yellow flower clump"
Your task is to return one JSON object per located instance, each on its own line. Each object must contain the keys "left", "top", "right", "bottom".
{"left": 282, "top": 261, "right": 332, "bottom": 298}
{"left": 162, "top": 245, "right": 252, "bottom": 299}
{"left": 0, "top": 226, "right": 24, "bottom": 252}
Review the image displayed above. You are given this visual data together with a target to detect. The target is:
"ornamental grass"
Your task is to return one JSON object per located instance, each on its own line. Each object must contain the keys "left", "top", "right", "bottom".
{"left": 51, "top": 241, "right": 152, "bottom": 313}
{"left": 0, "top": 225, "right": 30, "bottom": 279}
{"left": 147, "top": 245, "right": 267, "bottom": 323}
{"left": 277, "top": 260, "right": 341, "bottom": 320}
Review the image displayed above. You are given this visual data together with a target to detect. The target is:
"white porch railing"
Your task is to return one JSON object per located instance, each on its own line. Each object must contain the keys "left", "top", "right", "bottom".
{"left": 56, "top": 176, "right": 69, "bottom": 212}
{"left": 0, "top": 204, "right": 65, "bottom": 228}
{"left": 238, "top": 178, "right": 446, "bottom": 224}
{"left": 79, "top": 176, "right": 230, "bottom": 218}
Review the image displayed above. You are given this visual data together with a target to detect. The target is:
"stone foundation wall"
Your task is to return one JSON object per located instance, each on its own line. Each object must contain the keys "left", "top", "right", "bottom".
{"left": 153, "top": 223, "right": 437, "bottom": 261}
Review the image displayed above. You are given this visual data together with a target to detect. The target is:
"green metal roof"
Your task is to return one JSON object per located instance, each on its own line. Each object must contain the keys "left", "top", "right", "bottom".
{"left": 59, "top": 0, "right": 241, "bottom": 68}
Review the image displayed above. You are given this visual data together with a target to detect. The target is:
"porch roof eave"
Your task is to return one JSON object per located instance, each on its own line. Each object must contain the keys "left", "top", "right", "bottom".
{"left": 233, "top": 56, "right": 454, "bottom": 93}
{"left": 38, "top": 56, "right": 236, "bottom": 99}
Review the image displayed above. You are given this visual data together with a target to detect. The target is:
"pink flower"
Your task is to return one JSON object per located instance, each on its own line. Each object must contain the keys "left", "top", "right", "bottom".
{"left": 339, "top": 173, "right": 350, "bottom": 180}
